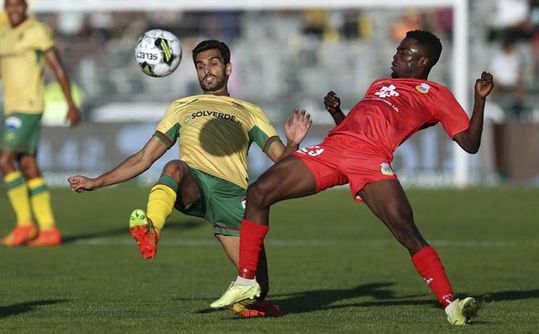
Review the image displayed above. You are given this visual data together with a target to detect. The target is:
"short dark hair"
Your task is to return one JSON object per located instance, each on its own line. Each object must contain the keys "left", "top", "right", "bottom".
{"left": 192, "top": 40, "right": 231, "bottom": 64}
{"left": 406, "top": 30, "right": 442, "bottom": 67}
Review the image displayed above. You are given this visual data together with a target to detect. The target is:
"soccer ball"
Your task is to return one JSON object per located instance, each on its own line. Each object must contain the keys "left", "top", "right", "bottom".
{"left": 135, "top": 29, "right": 182, "bottom": 77}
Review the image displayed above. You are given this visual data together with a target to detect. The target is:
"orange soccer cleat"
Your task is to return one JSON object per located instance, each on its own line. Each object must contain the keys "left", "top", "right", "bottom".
{"left": 230, "top": 300, "right": 282, "bottom": 318}
{"left": 129, "top": 209, "right": 160, "bottom": 259}
{"left": 28, "top": 227, "right": 62, "bottom": 247}
{"left": 2, "top": 224, "right": 37, "bottom": 247}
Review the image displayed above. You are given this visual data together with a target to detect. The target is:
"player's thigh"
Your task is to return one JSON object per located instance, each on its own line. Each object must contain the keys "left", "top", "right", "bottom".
{"left": 177, "top": 168, "right": 245, "bottom": 235}
{"left": 358, "top": 179, "right": 413, "bottom": 224}
{"left": 249, "top": 155, "right": 318, "bottom": 205}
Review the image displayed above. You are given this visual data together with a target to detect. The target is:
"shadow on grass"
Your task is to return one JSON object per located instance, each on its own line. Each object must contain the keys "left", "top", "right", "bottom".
{"left": 477, "top": 289, "right": 539, "bottom": 304}
{"left": 271, "top": 282, "right": 433, "bottom": 314}
{"left": 194, "top": 287, "right": 539, "bottom": 319}
{"left": 0, "top": 299, "right": 68, "bottom": 318}
{"left": 62, "top": 220, "right": 203, "bottom": 244}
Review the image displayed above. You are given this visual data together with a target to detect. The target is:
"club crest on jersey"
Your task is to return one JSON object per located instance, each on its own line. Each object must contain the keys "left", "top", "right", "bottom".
{"left": 380, "top": 162, "right": 394, "bottom": 176}
{"left": 375, "top": 85, "right": 399, "bottom": 98}
{"left": 415, "top": 83, "right": 430, "bottom": 94}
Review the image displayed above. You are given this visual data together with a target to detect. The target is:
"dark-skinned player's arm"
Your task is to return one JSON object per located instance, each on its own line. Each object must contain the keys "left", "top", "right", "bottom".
{"left": 67, "top": 136, "right": 168, "bottom": 192}
{"left": 453, "top": 71, "right": 495, "bottom": 154}
{"left": 45, "top": 48, "right": 81, "bottom": 126}
{"left": 266, "top": 108, "right": 312, "bottom": 162}
{"left": 324, "top": 91, "right": 346, "bottom": 125}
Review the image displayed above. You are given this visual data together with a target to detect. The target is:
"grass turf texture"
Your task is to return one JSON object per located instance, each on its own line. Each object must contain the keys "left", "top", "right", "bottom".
{"left": 0, "top": 187, "right": 537, "bottom": 333}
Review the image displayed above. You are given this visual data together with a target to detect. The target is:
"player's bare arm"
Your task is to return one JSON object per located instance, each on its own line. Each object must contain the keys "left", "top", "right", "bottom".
{"left": 68, "top": 136, "right": 168, "bottom": 192}
{"left": 45, "top": 48, "right": 81, "bottom": 126}
{"left": 453, "top": 71, "right": 495, "bottom": 154}
{"left": 267, "top": 108, "right": 312, "bottom": 162}
{"left": 324, "top": 91, "right": 345, "bottom": 125}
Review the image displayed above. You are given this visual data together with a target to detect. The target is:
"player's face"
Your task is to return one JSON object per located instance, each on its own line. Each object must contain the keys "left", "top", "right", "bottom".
{"left": 5, "top": 0, "right": 27, "bottom": 28}
{"left": 195, "top": 48, "right": 231, "bottom": 93}
{"left": 390, "top": 37, "right": 426, "bottom": 79}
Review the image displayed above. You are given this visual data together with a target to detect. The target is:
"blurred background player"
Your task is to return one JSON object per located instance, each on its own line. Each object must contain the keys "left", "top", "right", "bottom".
{"left": 210, "top": 31, "right": 495, "bottom": 326}
{"left": 0, "top": 0, "right": 81, "bottom": 247}
{"left": 68, "top": 40, "right": 312, "bottom": 317}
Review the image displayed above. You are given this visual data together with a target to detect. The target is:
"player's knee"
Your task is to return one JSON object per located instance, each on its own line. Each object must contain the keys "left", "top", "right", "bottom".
{"left": 19, "top": 159, "right": 39, "bottom": 179}
{"left": 162, "top": 160, "right": 187, "bottom": 181}
{"left": 246, "top": 181, "right": 273, "bottom": 208}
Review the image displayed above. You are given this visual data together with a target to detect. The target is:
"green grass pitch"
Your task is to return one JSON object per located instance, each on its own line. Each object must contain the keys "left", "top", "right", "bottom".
{"left": 0, "top": 186, "right": 537, "bottom": 333}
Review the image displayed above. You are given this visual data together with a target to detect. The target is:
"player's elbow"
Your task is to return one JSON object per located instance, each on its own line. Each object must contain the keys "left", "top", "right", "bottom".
{"left": 460, "top": 141, "right": 480, "bottom": 154}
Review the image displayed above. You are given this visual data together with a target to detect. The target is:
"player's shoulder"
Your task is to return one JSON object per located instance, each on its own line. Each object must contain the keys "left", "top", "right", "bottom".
{"left": 225, "top": 95, "right": 262, "bottom": 113}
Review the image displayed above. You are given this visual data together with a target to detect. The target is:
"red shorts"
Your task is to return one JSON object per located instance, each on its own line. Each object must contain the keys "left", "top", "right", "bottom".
{"left": 292, "top": 135, "right": 397, "bottom": 199}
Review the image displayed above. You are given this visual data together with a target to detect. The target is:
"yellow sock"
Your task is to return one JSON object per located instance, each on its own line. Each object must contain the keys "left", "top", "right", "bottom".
{"left": 4, "top": 171, "right": 33, "bottom": 225}
{"left": 27, "top": 177, "right": 55, "bottom": 229}
{"left": 147, "top": 178, "right": 178, "bottom": 232}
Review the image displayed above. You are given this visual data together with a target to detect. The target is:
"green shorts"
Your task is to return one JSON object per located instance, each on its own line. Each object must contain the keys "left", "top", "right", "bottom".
{"left": 0, "top": 112, "right": 43, "bottom": 154}
{"left": 174, "top": 168, "right": 246, "bottom": 236}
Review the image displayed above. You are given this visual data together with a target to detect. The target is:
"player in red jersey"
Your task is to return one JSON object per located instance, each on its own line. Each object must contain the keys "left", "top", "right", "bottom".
{"left": 210, "top": 30, "right": 495, "bottom": 325}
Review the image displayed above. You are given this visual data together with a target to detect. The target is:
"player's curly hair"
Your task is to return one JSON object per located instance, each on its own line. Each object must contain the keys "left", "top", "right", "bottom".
{"left": 192, "top": 40, "right": 231, "bottom": 64}
{"left": 406, "top": 30, "right": 442, "bottom": 67}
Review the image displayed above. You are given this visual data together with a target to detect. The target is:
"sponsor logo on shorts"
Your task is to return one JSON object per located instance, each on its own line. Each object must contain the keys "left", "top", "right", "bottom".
{"left": 380, "top": 162, "right": 394, "bottom": 176}
{"left": 5, "top": 116, "right": 22, "bottom": 132}
{"left": 241, "top": 196, "right": 246, "bottom": 209}
{"left": 415, "top": 83, "right": 430, "bottom": 94}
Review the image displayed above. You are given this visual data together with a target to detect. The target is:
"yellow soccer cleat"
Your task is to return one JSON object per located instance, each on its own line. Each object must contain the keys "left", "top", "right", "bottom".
{"left": 445, "top": 297, "right": 478, "bottom": 325}
{"left": 210, "top": 281, "right": 261, "bottom": 309}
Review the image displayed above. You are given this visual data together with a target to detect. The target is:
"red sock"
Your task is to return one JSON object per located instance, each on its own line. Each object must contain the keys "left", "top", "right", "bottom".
{"left": 412, "top": 246, "right": 454, "bottom": 308}
{"left": 238, "top": 219, "right": 269, "bottom": 279}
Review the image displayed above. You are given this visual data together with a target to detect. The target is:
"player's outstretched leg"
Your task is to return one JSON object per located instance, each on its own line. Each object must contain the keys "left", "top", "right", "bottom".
{"left": 211, "top": 156, "right": 317, "bottom": 309}
{"left": 129, "top": 209, "right": 160, "bottom": 259}
{"left": 359, "top": 179, "right": 477, "bottom": 325}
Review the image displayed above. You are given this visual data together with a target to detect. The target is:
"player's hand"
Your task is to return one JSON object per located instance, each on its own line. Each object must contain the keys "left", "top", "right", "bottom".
{"left": 66, "top": 105, "right": 82, "bottom": 126}
{"left": 284, "top": 108, "right": 312, "bottom": 146}
{"left": 475, "top": 71, "right": 495, "bottom": 100}
{"left": 324, "top": 91, "right": 341, "bottom": 115}
{"left": 67, "top": 175, "right": 98, "bottom": 192}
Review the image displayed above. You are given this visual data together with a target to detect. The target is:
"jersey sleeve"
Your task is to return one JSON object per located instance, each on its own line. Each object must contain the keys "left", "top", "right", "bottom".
{"left": 34, "top": 22, "right": 55, "bottom": 51}
{"left": 248, "top": 106, "right": 282, "bottom": 155}
{"left": 154, "top": 102, "right": 181, "bottom": 148}
{"left": 432, "top": 87, "right": 470, "bottom": 139}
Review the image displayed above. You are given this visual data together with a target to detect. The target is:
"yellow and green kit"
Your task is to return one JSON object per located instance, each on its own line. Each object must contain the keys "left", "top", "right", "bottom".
{"left": 152, "top": 94, "right": 281, "bottom": 236}
{"left": 0, "top": 17, "right": 54, "bottom": 154}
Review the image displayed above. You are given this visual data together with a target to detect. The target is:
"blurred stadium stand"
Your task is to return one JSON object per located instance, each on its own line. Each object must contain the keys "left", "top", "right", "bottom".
{"left": 2, "top": 0, "right": 539, "bottom": 186}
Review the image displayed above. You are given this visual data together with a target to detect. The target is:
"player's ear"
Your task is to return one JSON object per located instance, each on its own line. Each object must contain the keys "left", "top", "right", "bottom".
{"left": 419, "top": 56, "right": 430, "bottom": 68}
{"left": 225, "top": 62, "right": 232, "bottom": 76}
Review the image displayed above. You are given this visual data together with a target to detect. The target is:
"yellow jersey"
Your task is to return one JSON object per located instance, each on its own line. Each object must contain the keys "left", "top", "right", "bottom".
{"left": 155, "top": 94, "right": 281, "bottom": 189}
{"left": 0, "top": 11, "right": 7, "bottom": 31}
{"left": 0, "top": 17, "right": 54, "bottom": 114}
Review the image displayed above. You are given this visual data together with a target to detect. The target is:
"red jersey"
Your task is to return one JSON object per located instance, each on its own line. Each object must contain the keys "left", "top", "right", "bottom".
{"left": 328, "top": 78, "right": 469, "bottom": 155}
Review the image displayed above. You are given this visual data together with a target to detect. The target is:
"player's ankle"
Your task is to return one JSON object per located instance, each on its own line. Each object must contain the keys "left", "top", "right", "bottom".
{"left": 235, "top": 276, "right": 256, "bottom": 286}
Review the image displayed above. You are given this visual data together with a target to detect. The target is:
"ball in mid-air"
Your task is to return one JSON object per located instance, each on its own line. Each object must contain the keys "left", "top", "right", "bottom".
{"left": 135, "top": 29, "right": 182, "bottom": 77}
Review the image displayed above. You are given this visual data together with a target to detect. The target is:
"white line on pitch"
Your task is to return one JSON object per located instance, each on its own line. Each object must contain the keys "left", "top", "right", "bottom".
{"left": 69, "top": 238, "right": 539, "bottom": 247}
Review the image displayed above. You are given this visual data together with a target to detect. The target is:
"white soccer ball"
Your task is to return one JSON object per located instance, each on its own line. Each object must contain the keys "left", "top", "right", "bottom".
{"left": 135, "top": 29, "right": 182, "bottom": 77}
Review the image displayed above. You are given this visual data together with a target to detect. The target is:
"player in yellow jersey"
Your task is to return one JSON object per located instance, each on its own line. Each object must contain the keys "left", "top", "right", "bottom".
{"left": 68, "top": 40, "right": 312, "bottom": 317}
{"left": 0, "top": 0, "right": 81, "bottom": 247}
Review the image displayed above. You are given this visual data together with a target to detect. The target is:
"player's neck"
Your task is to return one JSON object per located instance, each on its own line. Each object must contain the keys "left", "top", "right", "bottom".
{"left": 9, "top": 16, "right": 28, "bottom": 28}
{"left": 204, "top": 89, "right": 230, "bottom": 97}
